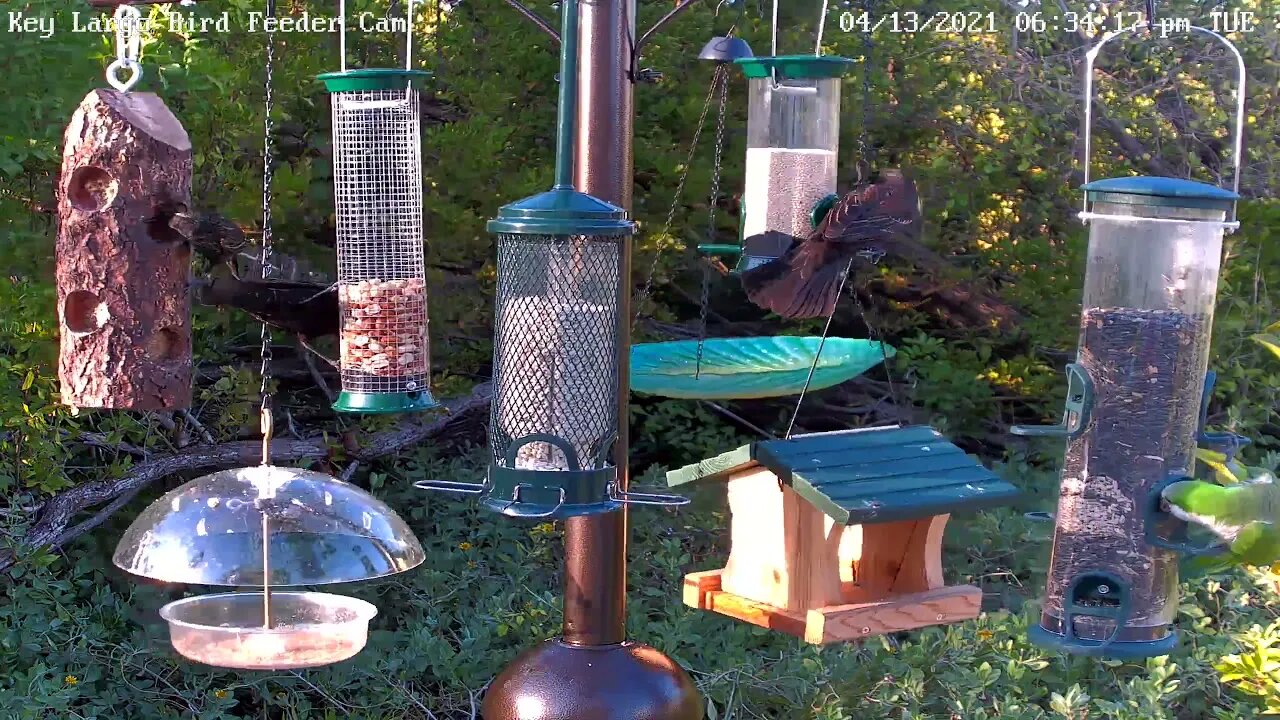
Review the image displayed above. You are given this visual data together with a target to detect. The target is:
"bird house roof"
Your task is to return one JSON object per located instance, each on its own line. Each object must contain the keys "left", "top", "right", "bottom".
{"left": 666, "top": 425, "right": 1020, "bottom": 525}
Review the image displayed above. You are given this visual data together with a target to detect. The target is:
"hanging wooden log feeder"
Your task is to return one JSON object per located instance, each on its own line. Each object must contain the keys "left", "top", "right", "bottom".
{"left": 57, "top": 89, "right": 193, "bottom": 411}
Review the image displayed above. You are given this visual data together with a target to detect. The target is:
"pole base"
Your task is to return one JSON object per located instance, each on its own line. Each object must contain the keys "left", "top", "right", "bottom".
{"left": 481, "top": 639, "right": 702, "bottom": 720}
{"left": 1028, "top": 622, "right": 1179, "bottom": 660}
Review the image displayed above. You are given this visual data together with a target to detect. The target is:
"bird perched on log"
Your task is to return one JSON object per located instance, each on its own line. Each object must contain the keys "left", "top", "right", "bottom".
{"left": 165, "top": 209, "right": 339, "bottom": 339}
{"left": 197, "top": 266, "right": 339, "bottom": 340}
{"left": 739, "top": 169, "right": 923, "bottom": 319}
{"left": 168, "top": 209, "right": 249, "bottom": 269}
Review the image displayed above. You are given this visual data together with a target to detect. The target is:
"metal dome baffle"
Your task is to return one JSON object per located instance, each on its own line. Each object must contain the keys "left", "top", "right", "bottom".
{"left": 318, "top": 0, "right": 437, "bottom": 414}
{"left": 1014, "top": 24, "right": 1249, "bottom": 660}
{"left": 114, "top": 462, "right": 426, "bottom": 670}
{"left": 417, "top": 0, "right": 687, "bottom": 519}
{"left": 701, "top": 55, "right": 854, "bottom": 274}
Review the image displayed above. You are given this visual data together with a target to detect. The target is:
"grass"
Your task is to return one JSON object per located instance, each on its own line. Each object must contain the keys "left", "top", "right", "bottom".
{"left": 3, "top": 440, "right": 1279, "bottom": 719}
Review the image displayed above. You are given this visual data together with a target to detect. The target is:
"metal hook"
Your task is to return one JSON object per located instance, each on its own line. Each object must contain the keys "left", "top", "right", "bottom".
{"left": 1080, "top": 26, "right": 1246, "bottom": 227}
{"left": 106, "top": 59, "right": 142, "bottom": 93}
{"left": 260, "top": 402, "right": 274, "bottom": 466}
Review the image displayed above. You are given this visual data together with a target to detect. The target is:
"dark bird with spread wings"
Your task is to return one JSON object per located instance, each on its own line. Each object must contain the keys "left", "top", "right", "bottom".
{"left": 739, "top": 169, "right": 923, "bottom": 319}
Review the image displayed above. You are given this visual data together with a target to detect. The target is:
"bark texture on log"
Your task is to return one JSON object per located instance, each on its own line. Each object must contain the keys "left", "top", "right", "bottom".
{"left": 57, "top": 89, "right": 193, "bottom": 411}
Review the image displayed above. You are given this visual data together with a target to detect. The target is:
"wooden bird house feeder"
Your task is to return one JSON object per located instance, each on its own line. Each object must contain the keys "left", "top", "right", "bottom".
{"left": 56, "top": 88, "right": 194, "bottom": 411}
{"left": 669, "top": 425, "right": 1020, "bottom": 644}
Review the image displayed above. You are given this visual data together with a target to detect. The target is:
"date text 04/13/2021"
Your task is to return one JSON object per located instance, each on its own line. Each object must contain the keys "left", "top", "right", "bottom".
{"left": 840, "top": 11, "right": 999, "bottom": 34}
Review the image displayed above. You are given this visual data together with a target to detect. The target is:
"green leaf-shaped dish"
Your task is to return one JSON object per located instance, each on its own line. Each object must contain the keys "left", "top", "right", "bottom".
{"left": 630, "top": 337, "right": 895, "bottom": 400}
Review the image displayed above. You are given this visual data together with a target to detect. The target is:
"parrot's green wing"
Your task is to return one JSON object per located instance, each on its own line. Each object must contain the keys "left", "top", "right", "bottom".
{"left": 1162, "top": 475, "right": 1280, "bottom": 574}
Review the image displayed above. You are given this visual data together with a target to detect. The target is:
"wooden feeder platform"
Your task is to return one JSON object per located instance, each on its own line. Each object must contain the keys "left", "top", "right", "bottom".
{"left": 667, "top": 425, "right": 1020, "bottom": 645}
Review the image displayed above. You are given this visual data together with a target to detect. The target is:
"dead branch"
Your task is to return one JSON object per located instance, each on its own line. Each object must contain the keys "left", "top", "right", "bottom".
{"left": 0, "top": 383, "right": 493, "bottom": 576}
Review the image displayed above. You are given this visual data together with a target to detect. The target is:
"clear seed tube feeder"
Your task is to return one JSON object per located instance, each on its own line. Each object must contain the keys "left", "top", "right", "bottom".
{"left": 319, "top": 1, "right": 437, "bottom": 414}
{"left": 730, "top": 55, "right": 852, "bottom": 273}
{"left": 1014, "top": 26, "right": 1247, "bottom": 659}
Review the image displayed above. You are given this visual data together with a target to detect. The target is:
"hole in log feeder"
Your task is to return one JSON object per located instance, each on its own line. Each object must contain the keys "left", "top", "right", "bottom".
{"left": 64, "top": 291, "right": 108, "bottom": 334}
{"left": 67, "top": 166, "right": 118, "bottom": 212}
{"left": 148, "top": 328, "right": 182, "bottom": 361}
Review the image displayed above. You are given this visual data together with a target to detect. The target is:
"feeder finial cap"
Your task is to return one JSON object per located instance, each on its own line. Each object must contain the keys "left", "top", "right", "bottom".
{"left": 488, "top": 187, "right": 634, "bottom": 236}
{"left": 735, "top": 55, "right": 855, "bottom": 80}
{"left": 1082, "top": 176, "right": 1240, "bottom": 211}
{"left": 699, "top": 36, "right": 754, "bottom": 63}
{"left": 318, "top": 68, "right": 432, "bottom": 92}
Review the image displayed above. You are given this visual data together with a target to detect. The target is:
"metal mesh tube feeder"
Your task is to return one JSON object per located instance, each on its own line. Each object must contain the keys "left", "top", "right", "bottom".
{"left": 417, "top": 0, "right": 687, "bottom": 519}
{"left": 1014, "top": 24, "right": 1249, "bottom": 659}
{"left": 318, "top": 0, "right": 437, "bottom": 414}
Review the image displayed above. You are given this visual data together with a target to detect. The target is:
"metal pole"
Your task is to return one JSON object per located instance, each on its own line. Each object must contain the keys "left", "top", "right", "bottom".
{"left": 562, "top": 0, "right": 635, "bottom": 648}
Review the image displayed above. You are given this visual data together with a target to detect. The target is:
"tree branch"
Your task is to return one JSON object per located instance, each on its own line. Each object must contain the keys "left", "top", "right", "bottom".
{"left": 0, "top": 383, "right": 493, "bottom": 576}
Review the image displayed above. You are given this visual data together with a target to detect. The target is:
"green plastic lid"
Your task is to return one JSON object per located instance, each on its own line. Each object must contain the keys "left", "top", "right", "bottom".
{"left": 318, "top": 69, "right": 432, "bottom": 93}
{"left": 1083, "top": 176, "right": 1239, "bottom": 211}
{"left": 487, "top": 187, "right": 634, "bottom": 236}
{"left": 735, "top": 55, "right": 854, "bottom": 80}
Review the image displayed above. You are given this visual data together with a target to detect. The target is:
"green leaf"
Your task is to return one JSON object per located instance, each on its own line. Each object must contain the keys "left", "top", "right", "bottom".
{"left": 1252, "top": 322, "right": 1280, "bottom": 362}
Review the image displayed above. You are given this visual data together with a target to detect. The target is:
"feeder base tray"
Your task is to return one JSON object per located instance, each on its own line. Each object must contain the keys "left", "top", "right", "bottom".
{"left": 159, "top": 591, "right": 377, "bottom": 670}
{"left": 1028, "top": 622, "right": 1179, "bottom": 660}
{"left": 682, "top": 568, "right": 981, "bottom": 645}
{"left": 333, "top": 390, "right": 439, "bottom": 414}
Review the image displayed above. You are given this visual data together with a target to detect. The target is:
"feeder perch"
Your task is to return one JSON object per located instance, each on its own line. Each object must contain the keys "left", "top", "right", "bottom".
{"left": 699, "top": 55, "right": 852, "bottom": 274}
{"left": 114, "top": 465, "right": 425, "bottom": 669}
{"left": 669, "top": 426, "right": 1020, "bottom": 644}
{"left": 319, "top": 67, "right": 437, "bottom": 414}
{"left": 56, "top": 89, "right": 193, "bottom": 411}
{"left": 1015, "top": 25, "right": 1250, "bottom": 660}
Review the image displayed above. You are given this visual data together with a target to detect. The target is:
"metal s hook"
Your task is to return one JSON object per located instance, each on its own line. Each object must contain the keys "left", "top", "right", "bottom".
{"left": 107, "top": 4, "right": 144, "bottom": 93}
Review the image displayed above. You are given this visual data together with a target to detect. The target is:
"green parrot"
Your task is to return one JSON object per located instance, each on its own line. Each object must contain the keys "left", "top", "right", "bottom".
{"left": 1160, "top": 472, "right": 1280, "bottom": 576}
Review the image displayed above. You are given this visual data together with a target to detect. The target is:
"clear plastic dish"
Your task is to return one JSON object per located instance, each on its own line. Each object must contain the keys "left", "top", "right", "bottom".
{"left": 159, "top": 591, "right": 377, "bottom": 670}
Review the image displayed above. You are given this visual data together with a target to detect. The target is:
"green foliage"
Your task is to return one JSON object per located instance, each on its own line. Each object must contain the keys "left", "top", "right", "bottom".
{"left": 1, "top": 0, "right": 1279, "bottom": 716}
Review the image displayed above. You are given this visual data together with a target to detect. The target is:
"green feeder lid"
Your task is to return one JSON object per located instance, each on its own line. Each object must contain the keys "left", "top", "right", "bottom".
{"left": 318, "top": 69, "right": 432, "bottom": 93}
{"left": 487, "top": 187, "right": 634, "bottom": 236}
{"left": 735, "top": 55, "right": 855, "bottom": 80}
{"left": 1083, "top": 176, "right": 1239, "bottom": 211}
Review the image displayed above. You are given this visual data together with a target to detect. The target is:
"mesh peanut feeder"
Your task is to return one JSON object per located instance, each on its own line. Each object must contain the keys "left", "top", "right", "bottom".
{"left": 319, "top": 0, "right": 436, "bottom": 414}
{"left": 417, "top": 0, "right": 687, "bottom": 519}
{"left": 1015, "top": 25, "right": 1249, "bottom": 659}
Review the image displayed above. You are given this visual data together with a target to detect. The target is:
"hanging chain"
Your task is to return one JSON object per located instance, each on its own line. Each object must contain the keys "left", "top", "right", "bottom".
{"left": 693, "top": 66, "right": 731, "bottom": 378}
{"left": 632, "top": 62, "right": 728, "bottom": 327}
{"left": 106, "top": 5, "right": 144, "bottom": 93}
{"left": 259, "top": 0, "right": 278, "bottom": 466}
